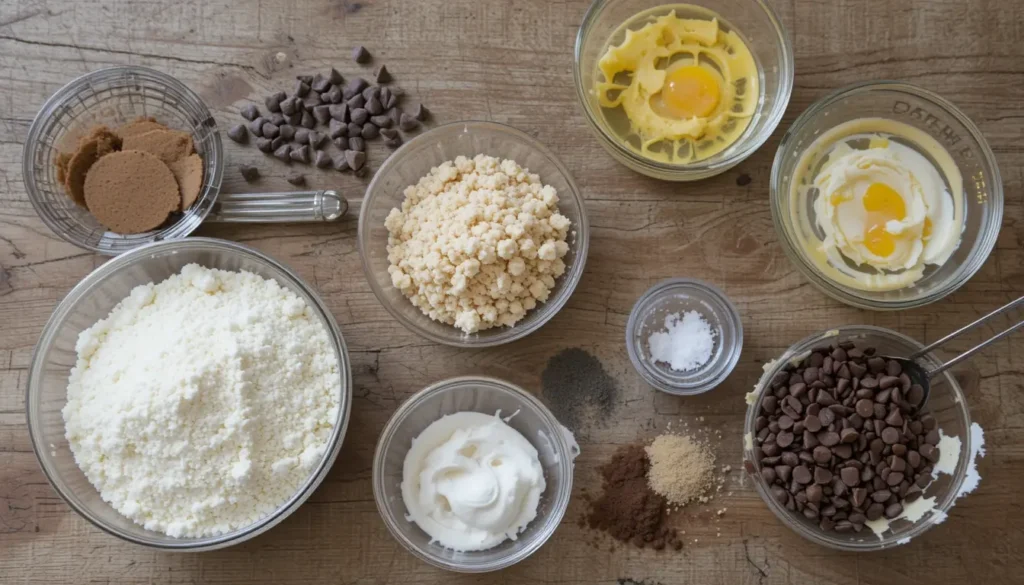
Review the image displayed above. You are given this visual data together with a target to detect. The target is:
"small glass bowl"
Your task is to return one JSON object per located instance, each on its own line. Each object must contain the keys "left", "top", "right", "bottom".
{"left": 22, "top": 66, "right": 224, "bottom": 255}
{"left": 770, "top": 82, "right": 1003, "bottom": 310}
{"left": 358, "top": 121, "right": 590, "bottom": 348}
{"left": 26, "top": 238, "right": 352, "bottom": 550}
{"left": 743, "top": 326, "right": 974, "bottom": 550}
{"left": 626, "top": 278, "right": 743, "bottom": 394}
{"left": 574, "top": 0, "right": 794, "bottom": 181}
{"left": 372, "top": 376, "right": 577, "bottom": 572}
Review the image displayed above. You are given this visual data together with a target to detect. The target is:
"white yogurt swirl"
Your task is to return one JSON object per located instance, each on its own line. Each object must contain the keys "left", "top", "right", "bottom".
{"left": 401, "top": 411, "right": 545, "bottom": 551}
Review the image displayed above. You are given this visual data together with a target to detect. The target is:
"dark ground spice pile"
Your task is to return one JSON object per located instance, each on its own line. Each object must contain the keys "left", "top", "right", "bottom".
{"left": 584, "top": 445, "right": 682, "bottom": 551}
{"left": 541, "top": 348, "right": 618, "bottom": 431}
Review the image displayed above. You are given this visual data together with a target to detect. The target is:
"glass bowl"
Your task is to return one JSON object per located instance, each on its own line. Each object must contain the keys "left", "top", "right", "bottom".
{"left": 573, "top": 0, "right": 794, "bottom": 181}
{"left": 372, "top": 376, "right": 577, "bottom": 572}
{"left": 358, "top": 121, "right": 590, "bottom": 347}
{"left": 770, "top": 82, "right": 1003, "bottom": 310}
{"left": 626, "top": 278, "right": 743, "bottom": 394}
{"left": 23, "top": 66, "right": 224, "bottom": 255}
{"left": 742, "top": 326, "right": 973, "bottom": 551}
{"left": 26, "top": 238, "right": 352, "bottom": 551}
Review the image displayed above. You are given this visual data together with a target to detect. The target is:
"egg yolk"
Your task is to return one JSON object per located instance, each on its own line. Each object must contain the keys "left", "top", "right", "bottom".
{"left": 862, "top": 182, "right": 906, "bottom": 257}
{"left": 658, "top": 65, "right": 721, "bottom": 119}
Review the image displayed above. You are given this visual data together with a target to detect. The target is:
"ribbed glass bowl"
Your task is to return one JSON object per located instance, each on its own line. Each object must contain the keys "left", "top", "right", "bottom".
{"left": 358, "top": 121, "right": 590, "bottom": 347}
{"left": 743, "top": 326, "right": 973, "bottom": 550}
{"left": 770, "top": 82, "right": 1003, "bottom": 310}
{"left": 574, "top": 0, "right": 794, "bottom": 180}
{"left": 26, "top": 238, "right": 351, "bottom": 551}
{"left": 23, "top": 66, "right": 224, "bottom": 255}
{"left": 372, "top": 376, "right": 577, "bottom": 572}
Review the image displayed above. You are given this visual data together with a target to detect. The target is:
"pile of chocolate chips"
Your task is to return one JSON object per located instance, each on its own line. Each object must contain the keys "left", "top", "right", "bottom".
{"left": 227, "top": 45, "right": 429, "bottom": 177}
{"left": 751, "top": 341, "right": 941, "bottom": 534}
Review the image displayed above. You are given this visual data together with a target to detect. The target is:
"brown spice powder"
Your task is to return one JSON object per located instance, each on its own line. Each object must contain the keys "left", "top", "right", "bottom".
{"left": 585, "top": 445, "right": 682, "bottom": 550}
{"left": 645, "top": 433, "right": 716, "bottom": 507}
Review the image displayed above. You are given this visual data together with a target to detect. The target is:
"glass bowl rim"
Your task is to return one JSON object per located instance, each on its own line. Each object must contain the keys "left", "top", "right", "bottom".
{"left": 768, "top": 80, "right": 1005, "bottom": 310}
{"left": 742, "top": 324, "right": 972, "bottom": 550}
{"left": 25, "top": 237, "right": 352, "bottom": 551}
{"left": 371, "top": 375, "right": 575, "bottom": 572}
{"left": 21, "top": 65, "right": 225, "bottom": 255}
{"left": 625, "top": 277, "right": 744, "bottom": 395}
{"left": 572, "top": 0, "right": 795, "bottom": 177}
{"left": 357, "top": 120, "right": 591, "bottom": 348}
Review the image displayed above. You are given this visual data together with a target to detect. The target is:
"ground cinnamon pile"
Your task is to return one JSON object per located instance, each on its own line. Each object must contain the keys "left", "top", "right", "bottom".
{"left": 584, "top": 445, "right": 682, "bottom": 550}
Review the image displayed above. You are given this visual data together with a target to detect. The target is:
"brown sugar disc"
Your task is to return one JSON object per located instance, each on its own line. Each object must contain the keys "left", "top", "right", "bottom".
{"left": 83, "top": 150, "right": 180, "bottom": 234}
{"left": 116, "top": 117, "right": 164, "bottom": 139}
{"left": 122, "top": 129, "right": 194, "bottom": 163}
{"left": 168, "top": 153, "right": 204, "bottom": 210}
{"left": 61, "top": 125, "right": 124, "bottom": 206}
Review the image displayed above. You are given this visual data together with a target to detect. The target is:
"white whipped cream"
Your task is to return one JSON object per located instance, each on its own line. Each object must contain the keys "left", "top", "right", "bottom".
{"left": 401, "top": 411, "right": 546, "bottom": 551}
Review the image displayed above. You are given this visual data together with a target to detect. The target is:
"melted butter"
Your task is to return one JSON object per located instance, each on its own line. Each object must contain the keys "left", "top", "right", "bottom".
{"left": 594, "top": 7, "right": 759, "bottom": 165}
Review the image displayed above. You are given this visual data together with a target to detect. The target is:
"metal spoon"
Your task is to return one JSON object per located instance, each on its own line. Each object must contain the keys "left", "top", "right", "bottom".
{"left": 887, "top": 295, "right": 1024, "bottom": 405}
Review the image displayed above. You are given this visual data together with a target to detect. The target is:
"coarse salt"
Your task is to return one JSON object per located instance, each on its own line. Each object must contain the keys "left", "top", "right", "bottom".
{"left": 647, "top": 310, "right": 717, "bottom": 371}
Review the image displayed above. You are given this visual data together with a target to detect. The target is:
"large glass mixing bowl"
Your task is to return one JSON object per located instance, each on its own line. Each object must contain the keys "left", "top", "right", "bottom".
{"left": 26, "top": 238, "right": 352, "bottom": 551}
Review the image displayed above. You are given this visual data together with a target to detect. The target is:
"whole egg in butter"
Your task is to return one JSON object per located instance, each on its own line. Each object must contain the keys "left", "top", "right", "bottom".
{"left": 789, "top": 118, "right": 965, "bottom": 292}
{"left": 593, "top": 6, "right": 759, "bottom": 165}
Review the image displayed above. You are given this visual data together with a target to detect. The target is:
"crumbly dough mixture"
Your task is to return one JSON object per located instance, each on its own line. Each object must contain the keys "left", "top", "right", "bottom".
{"left": 385, "top": 154, "right": 572, "bottom": 334}
{"left": 63, "top": 264, "right": 341, "bottom": 538}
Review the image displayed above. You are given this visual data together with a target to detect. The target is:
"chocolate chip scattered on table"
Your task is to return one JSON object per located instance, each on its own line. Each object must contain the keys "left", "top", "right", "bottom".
{"left": 230, "top": 46, "right": 431, "bottom": 180}
{"left": 753, "top": 341, "right": 938, "bottom": 534}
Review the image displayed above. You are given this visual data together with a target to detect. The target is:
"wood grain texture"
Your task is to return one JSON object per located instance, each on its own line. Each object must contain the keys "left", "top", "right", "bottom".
{"left": 1, "top": 0, "right": 1022, "bottom": 583}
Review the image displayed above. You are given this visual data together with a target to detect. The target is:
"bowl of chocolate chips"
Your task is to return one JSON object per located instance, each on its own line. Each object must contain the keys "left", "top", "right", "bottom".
{"left": 743, "top": 325, "right": 975, "bottom": 550}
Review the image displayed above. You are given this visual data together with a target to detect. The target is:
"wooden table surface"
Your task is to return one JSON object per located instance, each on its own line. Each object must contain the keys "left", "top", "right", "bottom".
{"left": 1, "top": 0, "right": 1022, "bottom": 583}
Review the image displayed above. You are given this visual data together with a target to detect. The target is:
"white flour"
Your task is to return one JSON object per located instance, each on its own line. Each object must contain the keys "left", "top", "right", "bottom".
{"left": 63, "top": 264, "right": 341, "bottom": 538}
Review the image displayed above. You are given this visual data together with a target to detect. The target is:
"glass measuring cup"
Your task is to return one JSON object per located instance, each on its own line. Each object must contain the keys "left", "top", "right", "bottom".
{"left": 23, "top": 66, "right": 345, "bottom": 255}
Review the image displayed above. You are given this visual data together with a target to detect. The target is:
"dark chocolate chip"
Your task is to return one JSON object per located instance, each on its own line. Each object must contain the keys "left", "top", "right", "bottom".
{"left": 265, "top": 94, "right": 283, "bottom": 113}
{"left": 286, "top": 173, "right": 306, "bottom": 186}
{"left": 351, "top": 108, "right": 369, "bottom": 125}
{"left": 329, "top": 119, "right": 348, "bottom": 139}
{"left": 399, "top": 112, "right": 420, "bottom": 131}
{"left": 269, "top": 113, "right": 286, "bottom": 127}
{"left": 332, "top": 154, "right": 349, "bottom": 172}
{"left": 290, "top": 145, "right": 309, "bottom": 163}
{"left": 278, "top": 124, "right": 296, "bottom": 142}
{"left": 294, "top": 80, "right": 310, "bottom": 97}
{"left": 303, "top": 93, "right": 323, "bottom": 111}
{"left": 793, "top": 465, "right": 812, "bottom": 485}
{"left": 884, "top": 502, "right": 903, "bottom": 519}
{"left": 881, "top": 427, "right": 900, "bottom": 445}
{"left": 385, "top": 135, "right": 403, "bottom": 148}
{"left": 262, "top": 123, "right": 280, "bottom": 139}
{"left": 273, "top": 144, "right": 291, "bottom": 162}
{"left": 255, "top": 137, "right": 273, "bottom": 152}
{"left": 240, "top": 104, "right": 261, "bottom": 121}
{"left": 411, "top": 103, "right": 428, "bottom": 121}
{"left": 280, "top": 97, "right": 298, "bottom": 116}
{"left": 345, "top": 149, "right": 366, "bottom": 171}
{"left": 315, "top": 150, "right": 332, "bottom": 168}
{"left": 227, "top": 124, "right": 248, "bottom": 143}
{"left": 249, "top": 117, "right": 266, "bottom": 136}
{"left": 352, "top": 45, "right": 371, "bottom": 63}
{"left": 349, "top": 137, "right": 365, "bottom": 152}
{"left": 301, "top": 111, "right": 316, "bottom": 129}
{"left": 239, "top": 164, "right": 260, "bottom": 182}
{"left": 348, "top": 123, "right": 363, "bottom": 137}
{"left": 371, "top": 114, "right": 393, "bottom": 128}
{"left": 324, "top": 85, "right": 343, "bottom": 104}
{"left": 329, "top": 104, "right": 349, "bottom": 122}
{"left": 366, "top": 97, "right": 384, "bottom": 115}
{"left": 361, "top": 123, "right": 379, "bottom": 139}
{"left": 329, "top": 68, "right": 344, "bottom": 85}
{"left": 308, "top": 131, "right": 326, "bottom": 149}
{"left": 373, "top": 64, "right": 391, "bottom": 83}
{"left": 311, "top": 74, "right": 331, "bottom": 93}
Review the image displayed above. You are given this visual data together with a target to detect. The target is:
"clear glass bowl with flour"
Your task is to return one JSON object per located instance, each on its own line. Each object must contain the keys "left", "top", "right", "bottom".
{"left": 372, "top": 377, "right": 578, "bottom": 572}
{"left": 26, "top": 239, "right": 352, "bottom": 551}
{"left": 626, "top": 278, "right": 744, "bottom": 394}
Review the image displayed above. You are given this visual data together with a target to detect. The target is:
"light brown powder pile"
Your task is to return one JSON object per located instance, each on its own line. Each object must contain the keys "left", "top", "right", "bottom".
{"left": 645, "top": 433, "right": 716, "bottom": 507}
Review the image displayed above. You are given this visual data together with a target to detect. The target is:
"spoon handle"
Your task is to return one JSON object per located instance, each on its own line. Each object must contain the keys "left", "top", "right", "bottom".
{"left": 912, "top": 295, "right": 1024, "bottom": 377}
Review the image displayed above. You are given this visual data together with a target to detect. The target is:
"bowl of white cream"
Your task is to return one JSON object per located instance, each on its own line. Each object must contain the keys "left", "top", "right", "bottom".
{"left": 372, "top": 376, "right": 578, "bottom": 572}
{"left": 770, "top": 82, "right": 1003, "bottom": 310}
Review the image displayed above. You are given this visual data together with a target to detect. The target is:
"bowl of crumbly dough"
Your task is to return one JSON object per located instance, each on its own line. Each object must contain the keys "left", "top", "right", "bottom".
{"left": 358, "top": 121, "right": 590, "bottom": 347}
{"left": 26, "top": 238, "right": 351, "bottom": 550}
